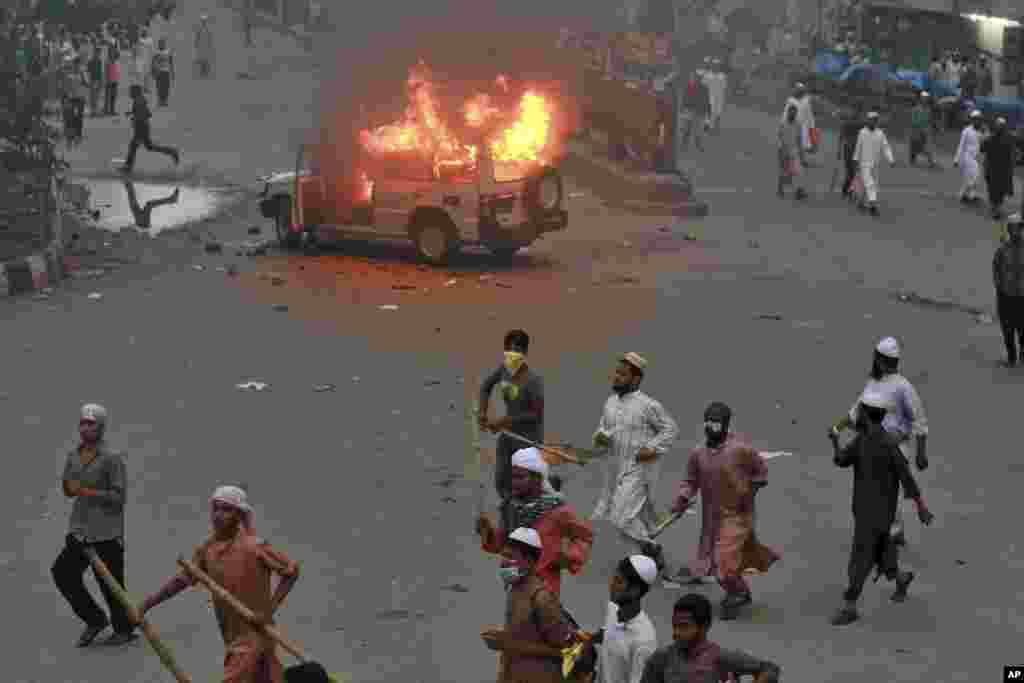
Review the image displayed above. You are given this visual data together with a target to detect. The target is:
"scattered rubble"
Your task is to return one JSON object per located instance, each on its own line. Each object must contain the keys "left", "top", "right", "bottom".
{"left": 87, "top": 292, "right": 103, "bottom": 300}
{"left": 443, "top": 583, "right": 469, "bottom": 593}
{"left": 755, "top": 313, "right": 784, "bottom": 321}
{"left": 236, "top": 381, "right": 269, "bottom": 391}
{"left": 204, "top": 242, "right": 223, "bottom": 253}
{"left": 313, "top": 384, "right": 337, "bottom": 392}
{"left": 271, "top": 303, "right": 289, "bottom": 312}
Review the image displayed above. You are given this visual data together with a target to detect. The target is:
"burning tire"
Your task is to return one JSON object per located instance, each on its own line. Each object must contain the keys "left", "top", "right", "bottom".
{"left": 412, "top": 213, "right": 458, "bottom": 265}
{"left": 274, "top": 196, "right": 301, "bottom": 249}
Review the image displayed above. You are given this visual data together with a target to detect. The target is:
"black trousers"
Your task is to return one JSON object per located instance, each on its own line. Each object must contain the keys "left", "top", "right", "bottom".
{"left": 155, "top": 71, "right": 171, "bottom": 106}
{"left": 125, "top": 123, "right": 178, "bottom": 169}
{"left": 104, "top": 81, "right": 118, "bottom": 114}
{"left": 997, "top": 292, "right": 1024, "bottom": 363}
{"left": 842, "top": 150, "right": 857, "bottom": 194}
{"left": 52, "top": 534, "right": 133, "bottom": 633}
{"left": 843, "top": 524, "right": 898, "bottom": 602}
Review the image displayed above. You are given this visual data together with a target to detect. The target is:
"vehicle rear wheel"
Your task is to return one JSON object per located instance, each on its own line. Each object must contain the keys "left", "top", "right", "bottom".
{"left": 413, "top": 221, "right": 457, "bottom": 265}
{"left": 275, "top": 197, "right": 301, "bottom": 249}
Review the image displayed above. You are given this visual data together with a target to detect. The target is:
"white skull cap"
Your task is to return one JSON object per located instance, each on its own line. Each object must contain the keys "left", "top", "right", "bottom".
{"left": 970, "top": 110, "right": 982, "bottom": 118}
{"left": 211, "top": 485, "right": 252, "bottom": 512}
{"left": 875, "top": 336, "right": 900, "bottom": 359}
{"left": 80, "top": 404, "right": 107, "bottom": 423}
{"left": 628, "top": 555, "right": 659, "bottom": 585}
{"left": 509, "top": 527, "right": 542, "bottom": 550}
{"left": 511, "top": 447, "right": 549, "bottom": 477}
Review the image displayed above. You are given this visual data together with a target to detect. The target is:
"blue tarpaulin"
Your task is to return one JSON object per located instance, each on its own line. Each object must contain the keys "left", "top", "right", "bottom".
{"left": 838, "top": 63, "right": 894, "bottom": 83}
{"left": 814, "top": 49, "right": 849, "bottom": 77}
{"left": 974, "top": 96, "right": 1024, "bottom": 128}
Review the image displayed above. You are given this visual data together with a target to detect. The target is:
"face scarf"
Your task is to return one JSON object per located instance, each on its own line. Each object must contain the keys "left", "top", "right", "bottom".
{"left": 498, "top": 565, "right": 528, "bottom": 587}
{"left": 504, "top": 351, "right": 526, "bottom": 375}
{"left": 508, "top": 495, "right": 563, "bottom": 530}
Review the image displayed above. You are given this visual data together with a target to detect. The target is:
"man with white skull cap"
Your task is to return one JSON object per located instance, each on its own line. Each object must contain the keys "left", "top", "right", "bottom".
{"left": 828, "top": 389, "right": 934, "bottom": 625}
{"left": 493, "top": 527, "right": 590, "bottom": 683}
{"left": 955, "top": 110, "right": 984, "bottom": 204}
{"left": 853, "top": 111, "right": 895, "bottom": 215}
{"left": 478, "top": 447, "right": 593, "bottom": 597}
{"left": 833, "top": 337, "right": 929, "bottom": 546}
{"left": 584, "top": 554, "right": 658, "bottom": 683}
{"left": 53, "top": 403, "right": 137, "bottom": 647}
{"left": 138, "top": 484, "right": 301, "bottom": 682}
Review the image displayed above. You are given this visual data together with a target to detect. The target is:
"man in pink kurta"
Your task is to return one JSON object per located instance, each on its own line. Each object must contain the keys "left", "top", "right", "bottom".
{"left": 671, "top": 402, "right": 780, "bottom": 620}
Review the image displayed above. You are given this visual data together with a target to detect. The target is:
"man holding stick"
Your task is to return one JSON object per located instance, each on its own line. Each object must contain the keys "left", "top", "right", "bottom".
{"left": 138, "top": 485, "right": 300, "bottom": 683}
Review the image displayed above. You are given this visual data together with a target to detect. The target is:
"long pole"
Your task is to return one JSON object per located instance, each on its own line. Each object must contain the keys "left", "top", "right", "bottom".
{"left": 83, "top": 548, "right": 193, "bottom": 683}
{"left": 176, "top": 556, "right": 310, "bottom": 663}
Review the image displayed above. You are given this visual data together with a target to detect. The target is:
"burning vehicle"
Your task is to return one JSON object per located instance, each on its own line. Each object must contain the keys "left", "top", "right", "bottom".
{"left": 259, "top": 62, "right": 569, "bottom": 265}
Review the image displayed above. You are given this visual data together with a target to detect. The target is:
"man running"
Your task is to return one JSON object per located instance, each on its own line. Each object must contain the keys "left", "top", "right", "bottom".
{"left": 828, "top": 392, "right": 934, "bottom": 626}
{"left": 138, "top": 485, "right": 300, "bottom": 683}
{"left": 120, "top": 83, "right": 179, "bottom": 173}
{"left": 592, "top": 353, "right": 679, "bottom": 576}
{"left": 670, "top": 402, "right": 780, "bottom": 620}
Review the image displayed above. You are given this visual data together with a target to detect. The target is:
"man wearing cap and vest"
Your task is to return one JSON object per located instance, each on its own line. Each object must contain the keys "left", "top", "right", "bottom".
{"left": 52, "top": 404, "right": 137, "bottom": 647}
{"left": 493, "top": 527, "right": 590, "bottom": 683}
{"left": 955, "top": 110, "right": 984, "bottom": 205}
{"left": 592, "top": 353, "right": 679, "bottom": 578}
{"left": 138, "top": 485, "right": 301, "bottom": 683}
{"left": 478, "top": 447, "right": 593, "bottom": 597}
{"left": 993, "top": 214, "right": 1024, "bottom": 367}
{"left": 670, "top": 402, "right": 780, "bottom": 621}
{"left": 981, "top": 116, "right": 1016, "bottom": 220}
{"left": 828, "top": 391, "right": 934, "bottom": 626}
{"left": 853, "top": 112, "right": 895, "bottom": 216}
{"left": 833, "top": 337, "right": 929, "bottom": 547}
{"left": 586, "top": 555, "right": 658, "bottom": 683}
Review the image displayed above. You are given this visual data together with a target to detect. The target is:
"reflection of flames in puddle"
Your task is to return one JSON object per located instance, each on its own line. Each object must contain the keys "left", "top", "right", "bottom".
{"left": 358, "top": 61, "right": 556, "bottom": 181}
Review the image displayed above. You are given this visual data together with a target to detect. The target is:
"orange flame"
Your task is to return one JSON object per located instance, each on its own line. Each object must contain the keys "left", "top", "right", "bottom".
{"left": 358, "top": 63, "right": 557, "bottom": 180}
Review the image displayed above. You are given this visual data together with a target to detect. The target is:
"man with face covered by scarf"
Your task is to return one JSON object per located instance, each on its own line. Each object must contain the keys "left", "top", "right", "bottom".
{"left": 670, "top": 402, "right": 780, "bottom": 620}
{"left": 833, "top": 337, "right": 928, "bottom": 546}
{"left": 478, "top": 448, "right": 593, "bottom": 598}
{"left": 480, "top": 329, "right": 545, "bottom": 507}
{"left": 592, "top": 353, "right": 679, "bottom": 579}
{"left": 493, "top": 527, "right": 588, "bottom": 683}
{"left": 52, "top": 404, "right": 137, "bottom": 647}
{"left": 137, "top": 485, "right": 300, "bottom": 683}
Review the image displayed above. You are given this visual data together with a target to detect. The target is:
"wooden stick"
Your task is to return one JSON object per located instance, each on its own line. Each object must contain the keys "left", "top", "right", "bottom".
{"left": 176, "top": 556, "right": 309, "bottom": 663}
{"left": 495, "top": 429, "right": 583, "bottom": 465}
{"left": 83, "top": 548, "right": 193, "bottom": 683}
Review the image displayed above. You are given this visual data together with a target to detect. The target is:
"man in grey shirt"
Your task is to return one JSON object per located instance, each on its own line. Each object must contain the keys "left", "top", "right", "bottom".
{"left": 478, "top": 329, "right": 545, "bottom": 524}
{"left": 51, "top": 404, "right": 136, "bottom": 647}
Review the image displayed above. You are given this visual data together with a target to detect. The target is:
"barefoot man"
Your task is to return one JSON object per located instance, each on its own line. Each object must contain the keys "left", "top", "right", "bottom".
{"left": 137, "top": 485, "right": 300, "bottom": 682}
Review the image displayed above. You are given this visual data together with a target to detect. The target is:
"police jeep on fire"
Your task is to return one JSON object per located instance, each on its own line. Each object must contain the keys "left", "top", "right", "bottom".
{"left": 258, "top": 140, "right": 567, "bottom": 265}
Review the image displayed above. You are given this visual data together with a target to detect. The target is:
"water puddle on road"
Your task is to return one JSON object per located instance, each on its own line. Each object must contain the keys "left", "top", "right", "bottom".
{"left": 77, "top": 178, "right": 233, "bottom": 235}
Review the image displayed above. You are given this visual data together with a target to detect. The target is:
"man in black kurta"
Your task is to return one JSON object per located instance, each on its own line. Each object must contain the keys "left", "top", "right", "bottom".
{"left": 827, "top": 391, "right": 934, "bottom": 626}
{"left": 982, "top": 117, "right": 1016, "bottom": 220}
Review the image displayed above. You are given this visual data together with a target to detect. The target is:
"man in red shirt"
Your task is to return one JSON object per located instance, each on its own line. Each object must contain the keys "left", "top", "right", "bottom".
{"left": 477, "top": 447, "right": 592, "bottom": 596}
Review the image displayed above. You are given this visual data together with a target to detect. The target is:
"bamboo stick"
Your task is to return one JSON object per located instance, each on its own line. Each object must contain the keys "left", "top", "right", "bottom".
{"left": 176, "top": 556, "right": 309, "bottom": 663}
{"left": 83, "top": 547, "right": 193, "bottom": 683}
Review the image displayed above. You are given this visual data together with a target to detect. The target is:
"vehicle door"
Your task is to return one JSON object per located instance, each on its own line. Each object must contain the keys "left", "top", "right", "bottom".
{"left": 371, "top": 158, "right": 435, "bottom": 237}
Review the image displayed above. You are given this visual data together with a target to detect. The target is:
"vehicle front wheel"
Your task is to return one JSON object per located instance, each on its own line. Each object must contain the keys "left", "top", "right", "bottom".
{"left": 275, "top": 197, "right": 301, "bottom": 249}
{"left": 413, "top": 221, "right": 457, "bottom": 265}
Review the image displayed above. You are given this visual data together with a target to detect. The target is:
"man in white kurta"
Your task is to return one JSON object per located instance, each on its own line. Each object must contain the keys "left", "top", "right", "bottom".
{"left": 853, "top": 112, "right": 894, "bottom": 215}
{"left": 703, "top": 59, "right": 727, "bottom": 132}
{"left": 592, "top": 353, "right": 679, "bottom": 573}
{"left": 593, "top": 555, "right": 658, "bottom": 683}
{"left": 783, "top": 83, "right": 815, "bottom": 152}
{"left": 955, "top": 110, "right": 984, "bottom": 203}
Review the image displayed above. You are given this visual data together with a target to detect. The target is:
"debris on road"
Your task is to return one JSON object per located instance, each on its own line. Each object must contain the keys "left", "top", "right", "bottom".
{"left": 352, "top": 376, "right": 361, "bottom": 383}
{"left": 755, "top": 313, "right": 784, "bottom": 321}
{"left": 192, "top": 264, "right": 206, "bottom": 271}
{"left": 444, "top": 279, "right": 457, "bottom": 287}
{"left": 226, "top": 265, "right": 239, "bottom": 277}
{"left": 236, "top": 381, "right": 269, "bottom": 391}
{"left": 568, "top": 192, "right": 586, "bottom": 199}
{"left": 70, "top": 268, "right": 107, "bottom": 280}
{"left": 313, "top": 383, "right": 337, "bottom": 392}
{"left": 441, "top": 496, "right": 457, "bottom": 503}
{"left": 424, "top": 379, "right": 442, "bottom": 386}
{"left": 392, "top": 284, "right": 416, "bottom": 291}
{"left": 247, "top": 226, "right": 262, "bottom": 235}
{"left": 87, "top": 292, "right": 103, "bottom": 300}
{"left": 443, "top": 583, "right": 470, "bottom": 593}
{"left": 748, "top": 240, "right": 760, "bottom": 248}
{"left": 761, "top": 451, "right": 795, "bottom": 460}
{"left": 379, "top": 304, "right": 399, "bottom": 311}
{"left": 479, "top": 274, "right": 494, "bottom": 282}
{"left": 272, "top": 303, "right": 289, "bottom": 312}
{"left": 204, "top": 242, "right": 223, "bottom": 253}
{"left": 495, "top": 281, "right": 513, "bottom": 288}
{"left": 271, "top": 276, "right": 286, "bottom": 286}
